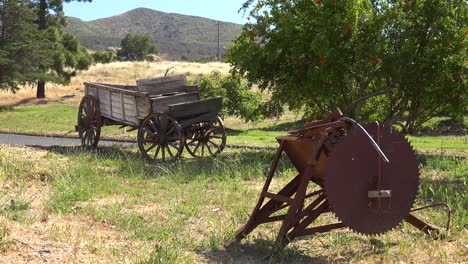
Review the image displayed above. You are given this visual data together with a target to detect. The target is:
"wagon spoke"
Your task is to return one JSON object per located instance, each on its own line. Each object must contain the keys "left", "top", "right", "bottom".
{"left": 166, "top": 126, "right": 176, "bottom": 135}
{"left": 208, "top": 139, "right": 221, "bottom": 151}
{"left": 154, "top": 145, "right": 161, "bottom": 159}
{"left": 168, "top": 142, "right": 179, "bottom": 151}
{"left": 201, "top": 143, "right": 205, "bottom": 157}
{"left": 149, "top": 119, "right": 158, "bottom": 132}
{"left": 145, "top": 143, "right": 157, "bottom": 152}
{"left": 206, "top": 142, "right": 214, "bottom": 155}
{"left": 162, "top": 146, "right": 166, "bottom": 161}
{"left": 193, "top": 141, "right": 202, "bottom": 154}
{"left": 83, "top": 130, "right": 88, "bottom": 142}
{"left": 166, "top": 145, "right": 174, "bottom": 158}
{"left": 210, "top": 135, "right": 223, "bottom": 139}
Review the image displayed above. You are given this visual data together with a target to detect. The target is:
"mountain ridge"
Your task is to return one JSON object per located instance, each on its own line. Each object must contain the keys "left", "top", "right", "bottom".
{"left": 65, "top": 7, "right": 243, "bottom": 60}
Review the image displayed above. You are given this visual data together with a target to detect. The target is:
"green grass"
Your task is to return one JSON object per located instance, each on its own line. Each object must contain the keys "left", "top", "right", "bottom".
{"left": 0, "top": 105, "right": 466, "bottom": 262}
{"left": 407, "top": 135, "right": 467, "bottom": 150}
{"left": 0, "top": 143, "right": 466, "bottom": 262}
{"left": 0, "top": 105, "right": 466, "bottom": 151}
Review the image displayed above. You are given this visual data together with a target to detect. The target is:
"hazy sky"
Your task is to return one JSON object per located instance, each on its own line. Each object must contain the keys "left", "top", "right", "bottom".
{"left": 63, "top": 0, "right": 249, "bottom": 24}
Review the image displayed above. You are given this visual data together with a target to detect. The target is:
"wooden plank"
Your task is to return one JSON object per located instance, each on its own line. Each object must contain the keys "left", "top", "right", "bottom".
{"left": 136, "top": 96, "right": 150, "bottom": 117}
{"left": 136, "top": 74, "right": 187, "bottom": 86}
{"left": 109, "top": 90, "right": 113, "bottom": 118}
{"left": 152, "top": 93, "right": 199, "bottom": 113}
{"left": 136, "top": 75, "right": 191, "bottom": 95}
{"left": 84, "top": 82, "right": 143, "bottom": 96}
{"left": 151, "top": 92, "right": 199, "bottom": 104}
{"left": 120, "top": 93, "right": 125, "bottom": 121}
{"left": 168, "top": 97, "right": 222, "bottom": 119}
{"left": 178, "top": 111, "right": 218, "bottom": 128}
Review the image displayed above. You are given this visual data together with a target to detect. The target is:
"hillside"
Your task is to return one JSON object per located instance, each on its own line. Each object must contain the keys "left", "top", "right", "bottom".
{"left": 65, "top": 8, "right": 243, "bottom": 60}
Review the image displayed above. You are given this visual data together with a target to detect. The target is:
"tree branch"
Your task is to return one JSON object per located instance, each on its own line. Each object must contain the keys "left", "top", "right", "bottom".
{"left": 345, "top": 89, "right": 393, "bottom": 113}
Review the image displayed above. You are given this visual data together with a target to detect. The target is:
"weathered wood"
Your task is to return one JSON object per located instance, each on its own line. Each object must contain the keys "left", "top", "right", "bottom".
{"left": 168, "top": 97, "right": 222, "bottom": 119}
{"left": 152, "top": 93, "right": 199, "bottom": 113}
{"left": 84, "top": 82, "right": 149, "bottom": 126}
{"left": 83, "top": 80, "right": 220, "bottom": 130}
{"left": 136, "top": 74, "right": 187, "bottom": 86}
{"left": 136, "top": 75, "right": 196, "bottom": 96}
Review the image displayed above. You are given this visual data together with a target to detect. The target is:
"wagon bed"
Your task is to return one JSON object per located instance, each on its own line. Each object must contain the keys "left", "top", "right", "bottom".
{"left": 76, "top": 74, "right": 226, "bottom": 161}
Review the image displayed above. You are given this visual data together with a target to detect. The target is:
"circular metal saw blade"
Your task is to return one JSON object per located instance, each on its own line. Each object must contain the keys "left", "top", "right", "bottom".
{"left": 324, "top": 124, "right": 419, "bottom": 235}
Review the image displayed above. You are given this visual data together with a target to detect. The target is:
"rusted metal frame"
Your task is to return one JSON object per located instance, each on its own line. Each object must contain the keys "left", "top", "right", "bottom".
{"left": 226, "top": 141, "right": 285, "bottom": 246}
{"left": 405, "top": 214, "right": 443, "bottom": 236}
{"left": 296, "top": 223, "right": 346, "bottom": 238}
{"left": 260, "top": 214, "right": 287, "bottom": 224}
{"left": 304, "top": 189, "right": 324, "bottom": 200}
{"left": 263, "top": 192, "right": 294, "bottom": 205}
{"left": 275, "top": 164, "right": 315, "bottom": 245}
{"left": 289, "top": 121, "right": 346, "bottom": 138}
{"left": 255, "top": 174, "right": 301, "bottom": 219}
{"left": 410, "top": 203, "right": 451, "bottom": 233}
{"left": 287, "top": 198, "right": 329, "bottom": 241}
{"left": 297, "top": 193, "right": 327, "bottom": 220}
{"left": 304, "top": 108, "right": 343, "bottom": 128}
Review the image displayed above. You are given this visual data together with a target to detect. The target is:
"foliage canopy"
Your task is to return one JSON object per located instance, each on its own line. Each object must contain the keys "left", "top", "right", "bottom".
{"left": 196, "top": 71, "right": 264, "bottom": 122}
{"left": 0, "top": 0, "right": 53, "bottom": 91}
{"left": 32, "top": 0, "right": 93, "bottom": 98}
{"left": 227, "top": 0, "right": 467, "bottom": 133}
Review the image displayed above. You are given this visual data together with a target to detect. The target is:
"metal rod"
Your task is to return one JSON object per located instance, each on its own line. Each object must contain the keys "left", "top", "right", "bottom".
{"left": 339, "top": 117, "right": 390, "bottom": 163}
{"left": 410, "top": 203, "right": 452, "bottom": 233}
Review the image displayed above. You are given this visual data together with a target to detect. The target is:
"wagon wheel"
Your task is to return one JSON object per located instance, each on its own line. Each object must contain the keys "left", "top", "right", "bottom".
{"left": 185, "top": 115, "right": 227, "bottom": 157}
{"left": 138, "top": 113, "right": 185, "bottom": 162}
{"left": 77, "top": 95, "right": 101, "bottom": 149}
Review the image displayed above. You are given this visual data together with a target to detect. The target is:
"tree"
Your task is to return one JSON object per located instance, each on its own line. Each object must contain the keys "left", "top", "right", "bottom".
{"left": 196, "top": 71, "right": 264, "bottom": 122}
{"left": 117, "top": 33, "right": 158, "bottom": 61}
{"left": 32, "top": 0, "right": 93, "bottom": 98}
{"left": 227, "top": 0, "right": 467, "bottom": 133}
{"left": 375, "top": 0, "right": 467, "bottom": 133}
{"left": 92, "top": 51, "right": 115, "bottom": 64}
{"left": 0, "top": 0, "right": 54, "bottom": 91}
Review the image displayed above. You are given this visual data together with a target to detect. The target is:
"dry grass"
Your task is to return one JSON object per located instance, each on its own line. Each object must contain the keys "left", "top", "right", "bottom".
{"left": 0, "top": 60, "right": 230, "bottom": 107}
{"left": 0, "top": 144, "right": 466, "bottom": 263}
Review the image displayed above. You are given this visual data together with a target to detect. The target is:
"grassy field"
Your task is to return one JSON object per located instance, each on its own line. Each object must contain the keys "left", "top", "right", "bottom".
{"left": 0, "top": 61, "right": 466, "bottom": 263}
{"left": 0, "top": 61, "right": 230, "bottom": 107}
{"left": 0, "top": 143, "right": 466, "bottom": 263}
{"left": 0, "top": 105, "right": 467, "bottom": 152}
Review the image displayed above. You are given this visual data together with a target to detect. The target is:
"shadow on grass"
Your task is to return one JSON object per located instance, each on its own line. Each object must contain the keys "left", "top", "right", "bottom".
{"left": 201, "top": 235, "right": 398, "bottom": 263}
{"left": 225, "top": 119, "right": 305, "bottom": 136}
{"left": 200, "top": 238, "right": 329, "bottom": 264}
{"left": 35, "top": 144, "right": 294, "bottom": 182}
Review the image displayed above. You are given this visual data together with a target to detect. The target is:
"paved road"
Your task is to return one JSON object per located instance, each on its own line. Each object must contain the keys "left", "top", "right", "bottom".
{"left": 0, "top": 133, "right": 276, "bottom": 151}
{"left": 0, "top": 133, "right": 132, "bottom": 147}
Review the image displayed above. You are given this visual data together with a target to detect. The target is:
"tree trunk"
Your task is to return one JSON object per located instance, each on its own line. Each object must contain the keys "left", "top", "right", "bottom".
{"left": 36, "top": 80, "right": 45, "bottom": 98}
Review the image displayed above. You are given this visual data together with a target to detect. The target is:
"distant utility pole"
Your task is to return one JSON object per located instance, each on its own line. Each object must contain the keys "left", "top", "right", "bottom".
{"left": 217, "top": 21, "right": 220, "bottom": 61}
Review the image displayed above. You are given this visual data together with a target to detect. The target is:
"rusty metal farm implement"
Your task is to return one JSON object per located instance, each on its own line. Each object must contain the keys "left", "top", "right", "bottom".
{"left": 76, "top": 74, "right": 227, "bottom": 161}
{"left": 226, "top": 109, "right": 450, "bottom": 249}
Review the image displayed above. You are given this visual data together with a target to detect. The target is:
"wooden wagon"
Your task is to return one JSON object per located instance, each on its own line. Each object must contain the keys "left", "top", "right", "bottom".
{"left": 76, "top": 74, "right": 227, "bottom": 161}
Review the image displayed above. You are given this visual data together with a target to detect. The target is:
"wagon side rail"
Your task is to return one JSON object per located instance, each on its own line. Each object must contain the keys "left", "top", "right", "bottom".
{"left": 84, "top": 82, "right": 152, "bottom": 127}
{"left": 168, "top": 97, "right": 223, "bottom": 128}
